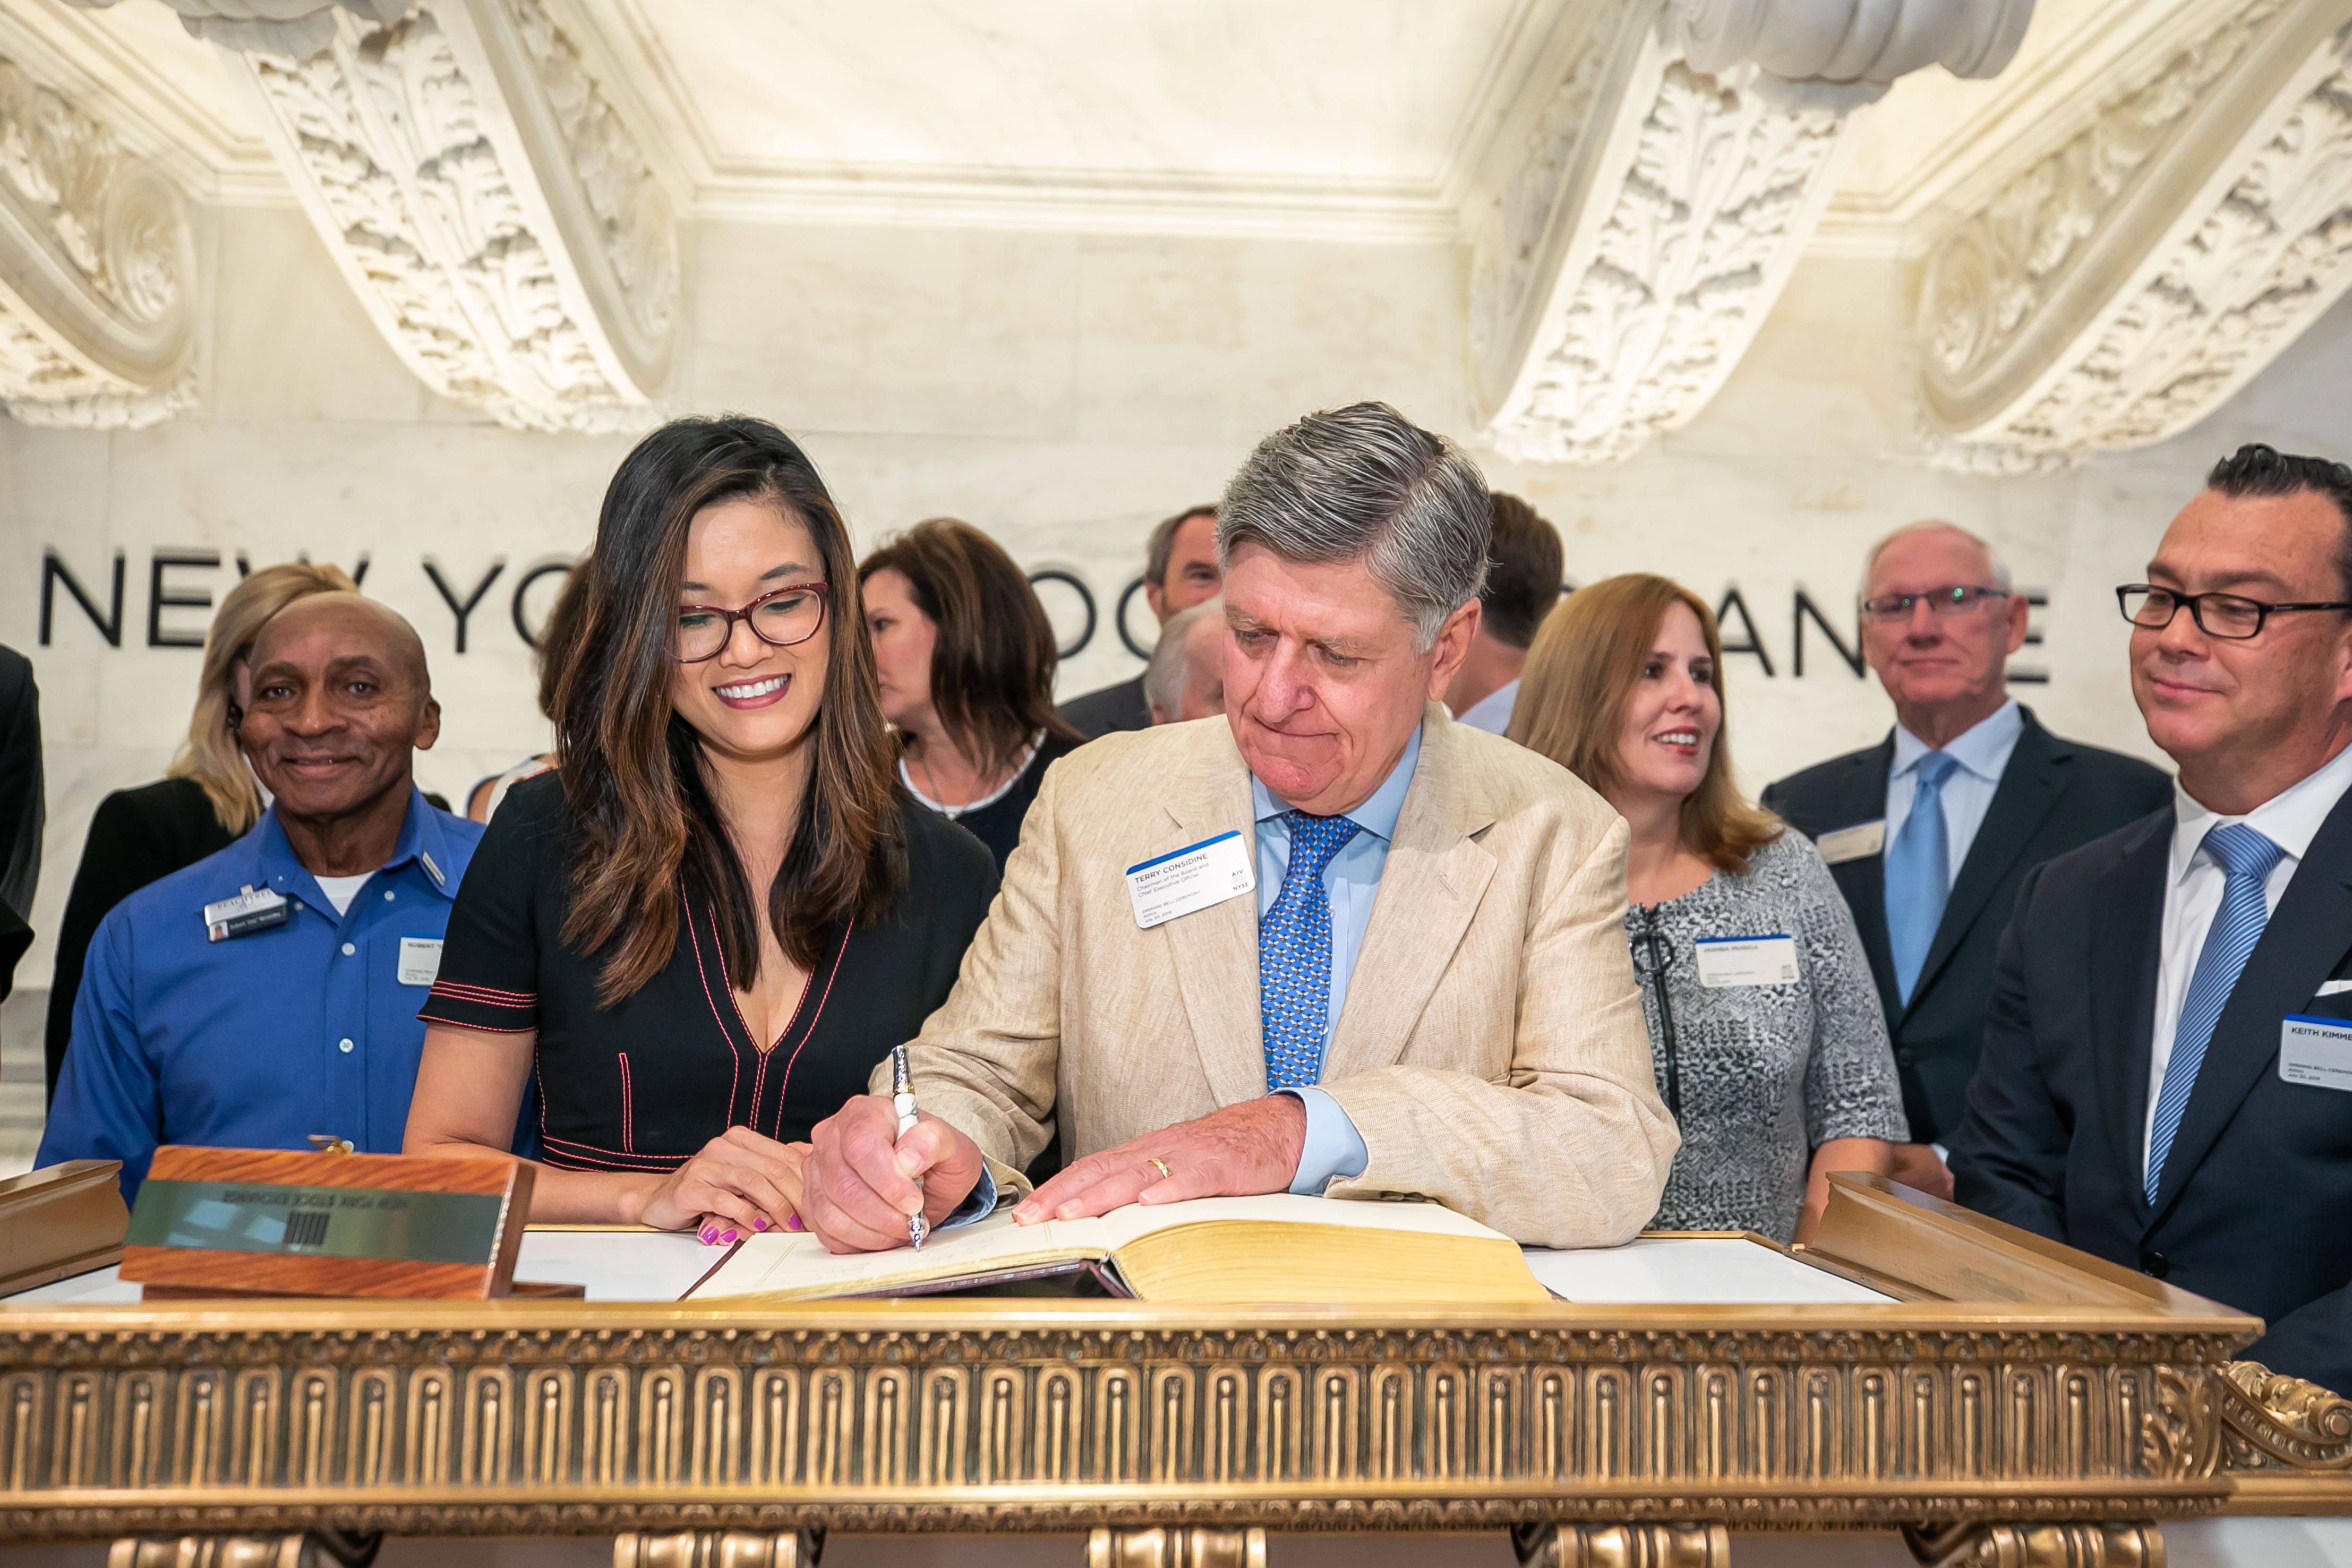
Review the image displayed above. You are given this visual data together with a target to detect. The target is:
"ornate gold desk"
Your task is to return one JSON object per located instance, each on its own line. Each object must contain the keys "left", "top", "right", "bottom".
{"left": 0, "top": 1178, "right": 2345, "bottom": 1568}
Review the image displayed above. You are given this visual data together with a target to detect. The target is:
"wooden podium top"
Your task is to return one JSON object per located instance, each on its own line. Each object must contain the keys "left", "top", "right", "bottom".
{"left": 0, "top": 1175, "right": 2340, "bottom": 1543}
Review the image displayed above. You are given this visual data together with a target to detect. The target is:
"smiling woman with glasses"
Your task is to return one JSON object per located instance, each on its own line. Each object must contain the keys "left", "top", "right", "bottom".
{"left": 403, "top": 416, "right": 1000, "bottom": 1240}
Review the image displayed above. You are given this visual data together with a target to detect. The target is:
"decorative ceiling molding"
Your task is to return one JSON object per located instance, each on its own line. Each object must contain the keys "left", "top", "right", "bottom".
{"left": 0, "top": 51, "right": 196, "bottom": 429}
{"left": 61, "top": 0, "right": 409, "bottom": 62}
{"left": 212, "top": 0, "right": 677, "bottom": 433}
{"left": 1468, "top": 0, "right": 2029, "bottom": 465}
{"left": 1916, "top": 0, "right": 2352, "bottom": 468}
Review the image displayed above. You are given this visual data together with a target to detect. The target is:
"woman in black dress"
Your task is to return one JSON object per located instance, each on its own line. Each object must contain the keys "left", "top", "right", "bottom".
{"left": 860, "top": 519, "right": 1084, "bottom": 872}
{"left": 406, "top": 417, "right": 999, "bottom": 1239}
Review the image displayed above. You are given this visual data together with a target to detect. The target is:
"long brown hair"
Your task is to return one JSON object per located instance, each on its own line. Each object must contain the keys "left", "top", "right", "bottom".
{"left": 858, "top": 518, "right": 1081, "bottom": 779}
{"left": 1508, "top": 573, "right": 1781, "bottom": 875}
{"left": 170, "top": 561, "right": 360, "bottom": 834}
{"left": 554, "top": 416, "right": 903, "bottom": 1007}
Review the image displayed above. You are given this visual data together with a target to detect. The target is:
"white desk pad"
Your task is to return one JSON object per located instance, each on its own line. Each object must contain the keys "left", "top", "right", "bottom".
{"left": 8, "top": 1230, "right": 1889, "bottom": 1307}
{"left": 1523, "top": 1236, "right": 1894, "bottom": 1305}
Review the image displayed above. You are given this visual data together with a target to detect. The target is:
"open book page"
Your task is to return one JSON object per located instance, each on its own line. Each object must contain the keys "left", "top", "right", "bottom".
{"left": 689, "top": 1194, "right": 1511, "bottom": 1301}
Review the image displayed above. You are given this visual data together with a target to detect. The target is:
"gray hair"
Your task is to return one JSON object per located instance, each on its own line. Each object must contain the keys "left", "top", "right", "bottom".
{"left": 1216, "top": 401, "right": 1490, "bottom": 650}
{"left": 1143, "top": 597, "right": 1220, "bottom": 719}
{"left": 1860, "top": 520, "right": 2013, "bottom": 599}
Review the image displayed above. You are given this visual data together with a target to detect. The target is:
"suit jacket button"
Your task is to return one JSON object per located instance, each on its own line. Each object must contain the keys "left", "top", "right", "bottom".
{"left": 2140, "top": 1250, "right": 2169, "bottom": 1279}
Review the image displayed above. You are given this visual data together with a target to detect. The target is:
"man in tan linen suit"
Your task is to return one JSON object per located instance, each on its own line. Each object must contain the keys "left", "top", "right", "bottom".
{"left": 802, "top": 402, "right": 1677, "bottom": 1252}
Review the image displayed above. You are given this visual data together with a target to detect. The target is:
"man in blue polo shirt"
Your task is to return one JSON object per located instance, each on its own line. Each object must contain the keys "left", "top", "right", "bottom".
{"left": 41, "top": 592, "right": 484, "bottom": 1199}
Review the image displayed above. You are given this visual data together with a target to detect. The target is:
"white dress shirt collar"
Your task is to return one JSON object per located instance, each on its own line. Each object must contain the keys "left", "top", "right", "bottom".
{"left": 1891, "top": 698, "right": 2022, "bottom": 784}
{"left": 2168, "top": 740, "right": 2352, "bottom": 887}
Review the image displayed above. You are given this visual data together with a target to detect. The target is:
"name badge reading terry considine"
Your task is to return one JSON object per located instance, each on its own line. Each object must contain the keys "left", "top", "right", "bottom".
{"left": 2281, "top": 1015, "right": 2352, "bottom": 1092}
{"left": 1695, "top": 935, "right": 1800, "bottom": 988}
{"left": 1126, "top": 831, "right": 1256, "bottom": 930}
{"left": 1815, "top": 820, "right": 1885, "bottom": 866}
{"left": 203, "top": 886, "right": 289, "bottom": 943}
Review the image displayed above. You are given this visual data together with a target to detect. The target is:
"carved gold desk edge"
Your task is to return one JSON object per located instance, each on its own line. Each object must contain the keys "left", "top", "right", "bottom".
{"left": 0, "top": 1296, "right": 2283, "bottom": 1544}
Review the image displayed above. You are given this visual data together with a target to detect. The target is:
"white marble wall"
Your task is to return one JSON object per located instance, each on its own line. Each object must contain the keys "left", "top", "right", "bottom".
{"left": 6, "top": 202, "right": 2352, "bottom": 997}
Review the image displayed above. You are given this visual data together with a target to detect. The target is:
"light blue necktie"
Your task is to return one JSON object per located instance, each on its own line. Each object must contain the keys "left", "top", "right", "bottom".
{"left": 2145, "top": 822, "right": 2285, "bottom": 1204}
{"left": 1885, "top": 751, "right": 1960, "bottom": 1006}
{"left": 1260, "top": 810, "right": 1363, "bottom": 1091}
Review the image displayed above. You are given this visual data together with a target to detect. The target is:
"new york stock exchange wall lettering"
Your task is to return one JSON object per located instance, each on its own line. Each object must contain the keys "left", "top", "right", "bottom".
{"left": 35, "top": 543, "right": 2057, "bottom": 681}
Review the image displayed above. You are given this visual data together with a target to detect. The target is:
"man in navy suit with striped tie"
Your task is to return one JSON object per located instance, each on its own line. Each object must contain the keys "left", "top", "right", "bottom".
{"left": 1951, "top": 444, "right": 2352, "bottom": 1395}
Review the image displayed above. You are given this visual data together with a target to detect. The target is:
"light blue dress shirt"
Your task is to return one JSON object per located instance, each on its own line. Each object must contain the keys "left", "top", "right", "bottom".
{"left": 1253, "top": 723, "right": 1423, "bottom": 1194}
{"left": 1885, "top": 700, "right": 2023, "bottom": 892}
{"left": 1453, "top": 678, "right": 1519, "bottom": 736}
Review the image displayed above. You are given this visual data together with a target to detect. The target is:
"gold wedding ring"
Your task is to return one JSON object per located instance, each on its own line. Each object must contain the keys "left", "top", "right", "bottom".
{"left": 1148, "top": 1158, "right": 1174, "bottom": 1181}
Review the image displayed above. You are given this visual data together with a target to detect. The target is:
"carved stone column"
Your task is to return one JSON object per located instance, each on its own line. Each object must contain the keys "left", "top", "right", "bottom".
{"left": 1088, "top": 1527, "right": 1265, "bottom": 1568}
{"left": 1916, "top": 0, "right": 2352, "bottom": 469}
{"left": 613, "top": 1528, "right": 823, "bottom": 1568}
{"left": 110, "top": 1532, "right": 382, "bottom": 1568}
{"left": 210, "top": 0, "right": 677, "bottom": 433}
{"left": 0, "top": 54, "right": 197, "bottom": 427}
{"left": 1466, "top": 0, "right": 2031, "bottom": 465}
{"left": 1900, "top": 1520, "right": 2163, "bottom": 1567}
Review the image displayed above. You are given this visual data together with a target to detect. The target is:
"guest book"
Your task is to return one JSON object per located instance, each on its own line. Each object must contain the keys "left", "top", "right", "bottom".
{"left": 687, "top": 1193, "right": 1552, "bottom": 1304}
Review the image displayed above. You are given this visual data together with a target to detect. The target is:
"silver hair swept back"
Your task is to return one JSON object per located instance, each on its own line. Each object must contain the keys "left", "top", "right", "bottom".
{"left": 1215, "top": 401, "right": 1491, "bottom": 650}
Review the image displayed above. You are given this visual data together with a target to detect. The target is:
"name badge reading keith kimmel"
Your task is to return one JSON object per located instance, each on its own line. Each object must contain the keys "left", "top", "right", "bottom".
{"left": 1126, "top": 831, "right": 1256, "bottom": 930}
{"left": 2280, "top": 1015, "right": 2352, "bottom": 1092}
{"left": 1695, "top": 935, "right": 1800, "bottom": 988}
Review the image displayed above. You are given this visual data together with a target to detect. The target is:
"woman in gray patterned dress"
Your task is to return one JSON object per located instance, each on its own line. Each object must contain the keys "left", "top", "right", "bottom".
{"left": 1509, "top": 575, "right": 1906, "bottom": 1244}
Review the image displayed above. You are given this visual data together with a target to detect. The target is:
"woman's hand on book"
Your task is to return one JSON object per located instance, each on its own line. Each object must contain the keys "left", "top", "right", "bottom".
{"left": 1013, "top": 1095, "right": 1308, "bottom": 1224}
{"left": 627, "top": 1127, "right": 807, "bottom": 1238}
{"left": 802, "top": 1094, "right": 985, "bottom": 1253}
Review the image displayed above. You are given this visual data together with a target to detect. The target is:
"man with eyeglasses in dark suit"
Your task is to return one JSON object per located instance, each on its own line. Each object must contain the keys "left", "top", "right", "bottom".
{"left": 1763, "top": 522, "right": 2168, "bottom": 1195}
{"left": 1950, "top": 444, "right": 2352, "bottom": 1396}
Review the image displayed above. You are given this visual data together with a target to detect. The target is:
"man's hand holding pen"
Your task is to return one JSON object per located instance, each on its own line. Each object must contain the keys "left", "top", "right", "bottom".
{"left": 802, "top": 1094, "right": 986, "bottom": 1254}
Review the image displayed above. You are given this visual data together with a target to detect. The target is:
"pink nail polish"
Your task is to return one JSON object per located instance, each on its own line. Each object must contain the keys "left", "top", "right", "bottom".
{"left": 698, "top": 1226, "right": 716, "bottom": 1244}
{"left": 785, "top": 1214, "right": 804, "bottom": 1232}
{"left": 753, "top": 1216, "right": 769, "bottom": 1232}
{"left": 720, "top": 1229, "right": 740, "bottom": 1245}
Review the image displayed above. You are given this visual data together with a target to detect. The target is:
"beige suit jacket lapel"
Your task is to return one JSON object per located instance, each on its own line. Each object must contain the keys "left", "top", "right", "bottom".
{"left": 1322, "top": 706, "right": 1498, "bottom": 1084}
{"left": 1150, "top": 728, "right": 1265, "bottom": 1106}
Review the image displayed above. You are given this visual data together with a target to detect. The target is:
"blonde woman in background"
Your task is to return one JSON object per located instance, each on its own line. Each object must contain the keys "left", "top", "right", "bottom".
{"left": 1509, "top": 574, "right": 1906, "bottom": 1244}
{"left": 41, "top": 562, "right": 356, "bottom": 1099}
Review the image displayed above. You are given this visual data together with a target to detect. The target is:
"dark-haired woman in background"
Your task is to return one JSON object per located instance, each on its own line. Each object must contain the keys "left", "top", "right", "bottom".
{"left": 1510, "top": 574, "right": 1905, "bottom": 1245}
{"left": 860, "top": 518, "right": 1084, "bottom": 872}
{"left": 405, "top": 417, "right": 1000, "bottom": 1240}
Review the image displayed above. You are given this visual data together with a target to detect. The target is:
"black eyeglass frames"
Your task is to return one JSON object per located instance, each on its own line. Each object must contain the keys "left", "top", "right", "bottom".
{"left": 2116, "top": 584, "right": 2352, "bottom": 641}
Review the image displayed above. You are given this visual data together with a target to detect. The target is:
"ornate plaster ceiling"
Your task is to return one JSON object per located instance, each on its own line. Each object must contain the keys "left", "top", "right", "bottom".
{"left": 8, "top": 0, "right": 2348, "bottom": 468}
{"left": 4, "top": 0, "right": 2202, "bottom": 245}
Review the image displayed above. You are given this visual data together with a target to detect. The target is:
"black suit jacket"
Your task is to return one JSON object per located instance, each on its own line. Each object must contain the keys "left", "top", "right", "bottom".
{"left": 44, "top": 776, "right": 237, "bottom": 1099}
{"left": 1763, "top": 710, "right": 2171, "bottom": 1141}
{"left": 0, "top": 646, "right": 40, "bottom": 1001}
{"left": 1057, "top": 673, "right": 1151, "bottom": 739}
{"left": 1949, "top": 786, "right": 2352, "bottom": 1394}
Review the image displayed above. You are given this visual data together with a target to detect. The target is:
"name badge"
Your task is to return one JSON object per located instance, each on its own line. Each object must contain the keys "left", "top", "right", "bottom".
{"left": 203, "top": 886, "right": 290, "bottom": 943}
{"left": 1695, "top": 935, "right": 1800, "bottom": 988}
{"left": 1126, "top": 830, "right": 1256, "bottom": 930}
{"left": 1815, "top": 820, "right": 1885, "bottom": 866}
{"left": 2280, "top": 1015, "right": 2352, "bottom": 1092}
{"left": 397, "top": 937, "right": 443, "bottom": 987}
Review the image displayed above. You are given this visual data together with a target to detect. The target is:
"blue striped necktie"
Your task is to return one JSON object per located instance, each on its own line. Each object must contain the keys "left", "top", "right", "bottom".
{"left": 1259, "top": 811, "right": 1363, "bottom": 1091}
{"left": 2145, "top": 822, "right": 2285, "bottom": 1203}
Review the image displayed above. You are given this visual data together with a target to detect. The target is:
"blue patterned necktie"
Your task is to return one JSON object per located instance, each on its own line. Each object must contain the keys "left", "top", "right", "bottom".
{"left": 1259, "top": 810, "right": 1364, "bottom": 1091}
{"left": 1885, "top": 750, "right": 1961, "bottom": 1005}
{"left": 2145, "top": 822, "right": 2285, "bottom": 1203}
